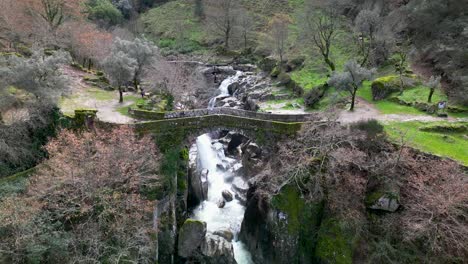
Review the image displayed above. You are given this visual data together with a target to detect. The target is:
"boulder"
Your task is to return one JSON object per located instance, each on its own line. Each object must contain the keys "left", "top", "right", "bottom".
{"left": 222, "top": 190, "right": 234, "bottom": 202}
{"left": 371, "top": 75, "right": 420, "bottom": 101}
{"left": 187, "top": 165, "right": 209, "bottom": 208}
{"left": 227, "top": 82, "right": 240, "bottom": 95}
{"left": 232, "top": 177, "right": 249, "bottom": 197}
{"left": 201, "top": 233, "right": 237, "bottom": 264}
{"left": 213, "top": 230, "right": 234, "bottom": 242}
{"left": 178, "top": 219, "right": 207, "bottom": 258}
{"left": 242, "top": 96, "right": 260, "bottom": 112}
{"left": 242, "top": 142, "right": 262, "bottom": 159}
{"left": 365, "top": 191, "right": 400, "bottom": 212}
{"left": 217, "top": 199, "right": 226, "bottom": 208}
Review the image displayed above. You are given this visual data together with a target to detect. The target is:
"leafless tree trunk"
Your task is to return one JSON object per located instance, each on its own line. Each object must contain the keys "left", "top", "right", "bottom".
{"left": 206, "top": 0, "right": 239, "bottom": 50}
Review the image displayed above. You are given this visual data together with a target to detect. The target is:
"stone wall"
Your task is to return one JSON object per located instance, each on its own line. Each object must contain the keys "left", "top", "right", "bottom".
{"left": 135, "top": 114, "right": 303, "bottom": 139}
{"left": 130, "top": 108, "right": 318, "bottom": 123}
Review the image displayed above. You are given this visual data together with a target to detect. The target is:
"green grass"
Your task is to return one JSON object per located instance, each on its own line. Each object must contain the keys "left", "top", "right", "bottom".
{"left": 397, "top": 85, "right": 447, "bottom": 104}
{"left": 141, "top": 0, "right": 208, "bottom": 54}
{"left": 87, "top": 87, "right": 115, "bottom": 101}
{"left": 357, "top": 81, "right": 426, "bottom": 115}
{"left": 385, "top": 121, "right": 468, "bottom": 166}
{"left": 116, "top": 96, "right": 144, "bottom": 116}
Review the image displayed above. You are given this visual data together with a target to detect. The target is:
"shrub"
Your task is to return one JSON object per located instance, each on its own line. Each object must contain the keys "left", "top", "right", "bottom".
{"left": 304, "top": 85, "right": 326, "bottom": 108}
{"left": 85, "top": 0, "right": 124, "bottom": 26}
{"left": 0, "top": 127, "right": 161, "bottom": 263}
{"left": 351, "top": 119, "right": 384, "bottom": 139}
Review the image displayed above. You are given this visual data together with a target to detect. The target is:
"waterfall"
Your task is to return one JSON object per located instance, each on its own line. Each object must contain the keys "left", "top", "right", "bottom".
{"left": 208, "top": 70, "right": 242, "bottom": 109}
{"left": 192, "top": 134, "right": 254, "bottom": 264}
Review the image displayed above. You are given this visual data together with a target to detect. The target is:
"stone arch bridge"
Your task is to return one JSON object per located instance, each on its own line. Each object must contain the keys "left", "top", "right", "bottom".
{"left": 130, "top": 108, "right": 319, "bottom": 148}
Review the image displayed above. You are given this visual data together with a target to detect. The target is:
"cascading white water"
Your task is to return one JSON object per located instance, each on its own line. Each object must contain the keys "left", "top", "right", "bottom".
{"left": 208, "top": 70, "right": 242, "bottom": 109}
{"left": 192, "top": 134, "right": 254, "bottom": 264}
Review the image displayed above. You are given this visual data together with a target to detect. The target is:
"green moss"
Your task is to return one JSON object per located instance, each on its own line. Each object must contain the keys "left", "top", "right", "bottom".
{"left": 315, "top": 218, "right": 355, "bottom": 264}
{"left": 271, "top": 185, "right": 304, "bottom": 233}
{"left": 271, "top": 184, "right": 324, "bottom": 262}
{"left": 419, "top": 122, "right": 467, "bottom": 133}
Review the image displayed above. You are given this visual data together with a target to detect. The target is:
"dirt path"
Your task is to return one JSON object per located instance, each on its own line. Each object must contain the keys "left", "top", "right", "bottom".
{"left": 337, "top": 98, "right": 465, "bottom": 124}
{"left": 61, "top": 66, "right": 134, "bottom": 124}
{"left": 259, "top": 96, "right": 466, "bottom": 123}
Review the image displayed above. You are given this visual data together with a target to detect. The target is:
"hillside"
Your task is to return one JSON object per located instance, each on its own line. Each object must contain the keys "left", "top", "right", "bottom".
{"left": 0, "top": 0, "right": 467, "bottom": 263}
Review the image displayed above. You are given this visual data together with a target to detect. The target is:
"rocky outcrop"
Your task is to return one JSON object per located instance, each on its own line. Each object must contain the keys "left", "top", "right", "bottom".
{"left": 178, "top": 219, "right": 207, "bottom": 258}
{"left": 240, "top": 184, "right": 325, "bottom": 264}
{"left": 241, "top": 142, "right": 266, "bottom": 177}
{"left": 177, "top": 220, "right": 237, "bottom": 263}
{"left": 200, "top": 233, "right": 237, "bottom": 264}
{"left": 188, "top": 148, "right": 208, "bottom": 208}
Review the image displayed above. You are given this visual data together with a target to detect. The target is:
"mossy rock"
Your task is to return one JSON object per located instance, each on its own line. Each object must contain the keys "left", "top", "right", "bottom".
{"left": 286, "top": 56, "right": 306, "bottom": 71}
{"left": 259, "top": 57, "right": 278, "bottom": 72}
{"left": 371, "top": 75, "right": 420, "bottom": 101}
{"left": 315, "top": 218, "right": 357, "bottom": 264}
{"left": 365, "top": 190, "right": 400, "bottom": 212}
{"left": 271, "top": 184, "right": 324, "bottom": 263}
{"left": 270, "top": 66, "right": 280, "bottom": 78}
{"left": 178, "top": 219, "right": 207, "bottom": 258}
{"left": 419, "top": 123, "right": 468, "bottom": 133}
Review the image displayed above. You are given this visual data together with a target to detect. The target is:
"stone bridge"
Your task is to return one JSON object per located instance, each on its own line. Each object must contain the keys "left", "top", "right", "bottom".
{"left": 131, "top": 108, "right": 319, "bottom": 148}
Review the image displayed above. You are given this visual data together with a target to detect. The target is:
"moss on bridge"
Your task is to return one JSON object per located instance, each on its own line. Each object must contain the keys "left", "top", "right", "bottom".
{"left": 135, "top": 114, "right": 304, "bottom": 150}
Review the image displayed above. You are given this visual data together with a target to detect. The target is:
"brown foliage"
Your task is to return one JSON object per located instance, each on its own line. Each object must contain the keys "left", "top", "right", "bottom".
{"left": 0, "top": 127, "right": 161, "bottom": 263}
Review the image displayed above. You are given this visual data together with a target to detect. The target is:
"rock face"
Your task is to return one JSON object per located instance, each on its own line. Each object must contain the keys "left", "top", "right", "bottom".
{"left": 241, "top": 142, "right": 266, "bottom": 177}
{"left": 366, "top": 191, "right": 400, "bottom": 212}
{"left": 188, "top": 149, "right": 208, "bottom": 208}
{"left": 240, "top": 184, "right": 325, "bottom": 264}
{"left": 178, "top": 219, "right": 207, "bottom": 258}
{"left": 178, "top": 221, "right": 237, "bottom": 264}
{"left": 201, "top": 233, "right": 237, "bottom": 264}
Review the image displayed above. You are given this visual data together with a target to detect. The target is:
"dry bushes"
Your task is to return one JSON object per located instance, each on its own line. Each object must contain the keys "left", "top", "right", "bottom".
{"left": 0, "top": 127, "right": 161, "bottom": 263}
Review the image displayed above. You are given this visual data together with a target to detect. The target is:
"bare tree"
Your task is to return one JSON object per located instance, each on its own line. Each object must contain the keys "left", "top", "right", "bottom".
{"left": 354, "top": 10, "right": 380, "bottom": 66}
{"left": 145, "top": 59, "right": 206, "bottom": 108}
{"left": 39, "top": 0, "right": 65, "bottom": 30}
{"left": 425, "top": 75, "right": 441, "bottom": 103}
{"left": 303, "top": 0, "right": 343, "bottom": 72}
{"left": 237, "top": 9, "right": 255, "bottom": 50}
{"left": 194, "top": 0, "right": 205, "bottom": 20}
{"left": 328, "top": 60, "right": 374, "bottom": 111}
{"left": 394, "top": 43, "right": 409, "bottom": 95}
{"left": 269, "top": 14, "right": 291, "bottom": 66}
{"left": 205, "top": 0, "right": 239, "bottom": 50}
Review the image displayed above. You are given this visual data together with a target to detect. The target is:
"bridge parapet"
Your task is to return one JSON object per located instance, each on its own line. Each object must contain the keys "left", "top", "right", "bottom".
{"left": 130, "top": 108, "right": 318, "bottom": 123}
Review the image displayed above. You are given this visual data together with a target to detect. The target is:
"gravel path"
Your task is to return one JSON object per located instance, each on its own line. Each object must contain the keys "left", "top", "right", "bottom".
{"left": 61, "top": 66, "right": 134, "bottom": 124}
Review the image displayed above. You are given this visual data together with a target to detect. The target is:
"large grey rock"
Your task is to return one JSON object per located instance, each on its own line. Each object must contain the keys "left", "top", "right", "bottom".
{"left": 201, "top": 233, "right": 237, "bottom": 264}
{"left": 367, "top": 193, "right": 400, "bottom": 212}
{"left": 222, "top": 190, "right": 234, "bottom": 202}
{"left": 178, "top": 219, "right": 207, "bottom": 258}
{"left": 213, "top": 230, "right": 234, "bottom": 242}
{"left": 228, "top": 82, "right": 240, "bottom": 95}
{"left": 232, "top": 177, "right": 249, "bottom": 196}
{"left": 187, "top": 163, "right": 208, "bottom": 208}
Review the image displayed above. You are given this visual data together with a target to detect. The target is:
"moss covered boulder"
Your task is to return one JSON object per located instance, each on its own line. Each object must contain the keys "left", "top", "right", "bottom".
{"left": 178, "top": 219, "right": 207, "bottom": 258}
{"left": 371, "top": 75, "right": 420, "bottom": 101}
